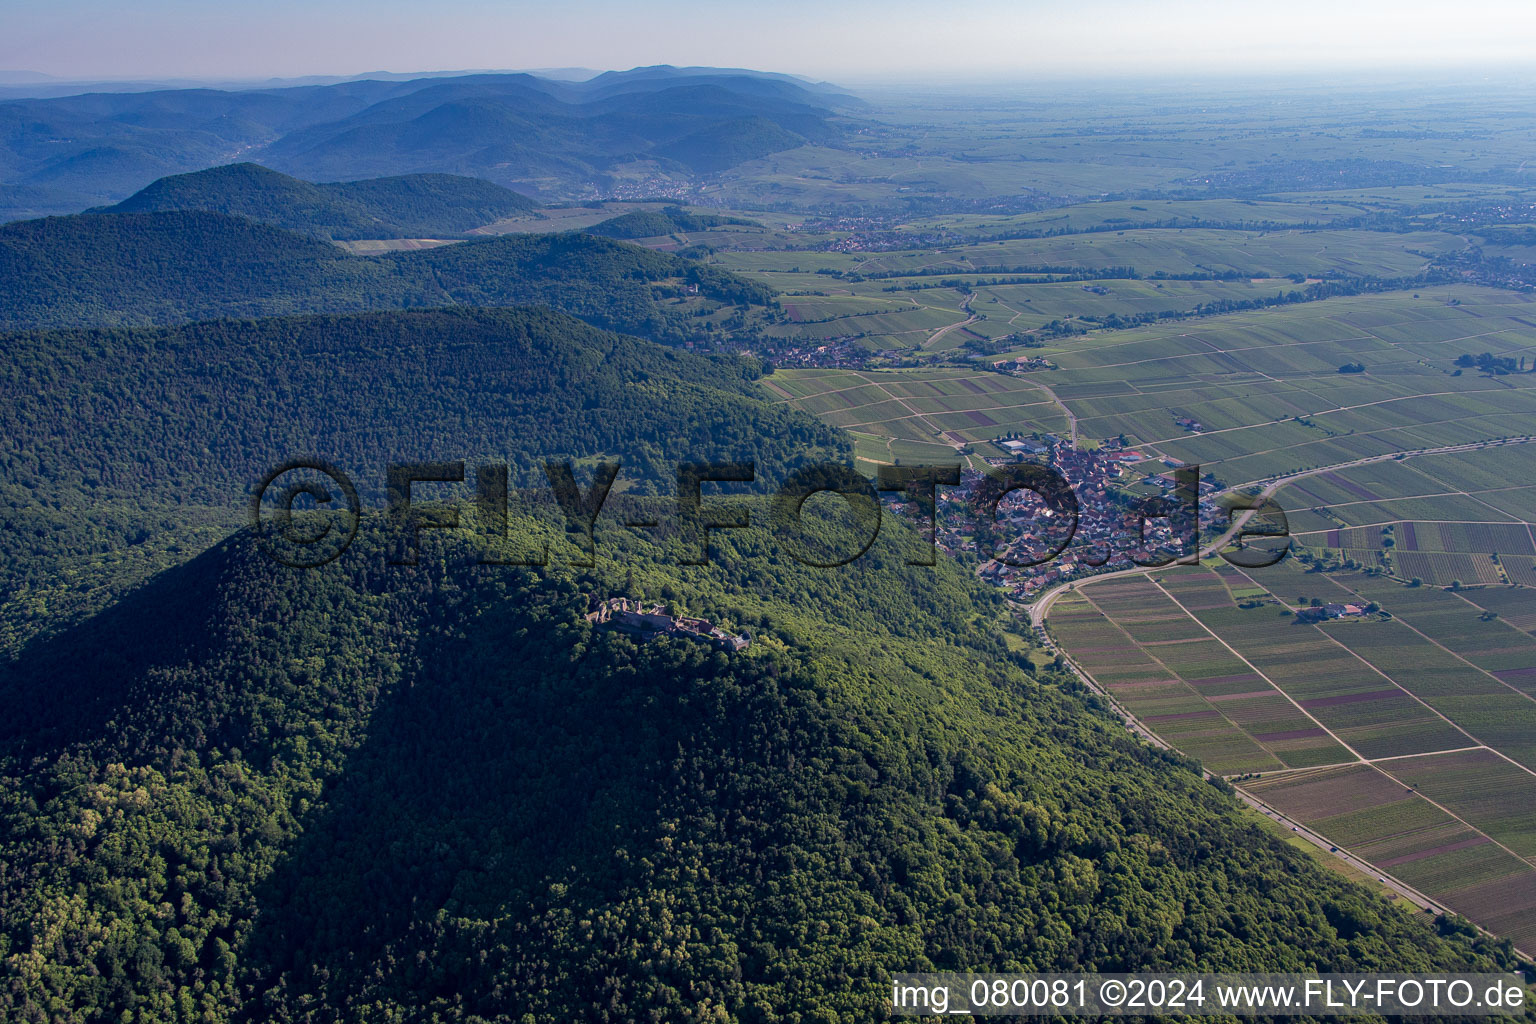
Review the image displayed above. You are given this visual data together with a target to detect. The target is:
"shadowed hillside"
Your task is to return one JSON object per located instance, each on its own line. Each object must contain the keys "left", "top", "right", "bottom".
{"left": 0, "top": 516, "right": 1525, "bottom": 1022}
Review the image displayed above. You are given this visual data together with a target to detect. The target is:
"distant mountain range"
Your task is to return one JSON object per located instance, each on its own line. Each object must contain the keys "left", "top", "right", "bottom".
{"left": 0, "top": 66, "right": 860, "bottom": 221}
{"left": 0, "top": 65, "right": 846, "bottom": 96}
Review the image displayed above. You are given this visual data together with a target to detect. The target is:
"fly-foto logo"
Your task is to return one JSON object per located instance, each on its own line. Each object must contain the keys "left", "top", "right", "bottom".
{"left": 249, "top": 458, "right": 1289, "bottom": 570}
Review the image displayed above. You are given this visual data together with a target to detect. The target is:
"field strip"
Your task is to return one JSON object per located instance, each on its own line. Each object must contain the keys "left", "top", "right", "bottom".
{"left": 1019, "top": 375, "right": 1078, "bottom": 446}
{"left": 1455, "top": 484, "right": 1531, "bottom": 522}
{"left": 1134, "top": 388, "right": 1523, "bottom": 447}
{"left": 1284, "top": 491, "right": 1519, "bottom": 515}
{"left": 846, "top": 431, "right": 895, "bottom": 467}
{"left": 1077, "top": 320, "right": 1525, "bottom": 368}
{"left": 836, "top": 405, "right": 1056, "bottom": 431}
{"left": 1239, "top": 760, "right": 1366, "bottom": 779}
{"left": 1038, "top": 597, "right": 1527, "bottom": 949}
{"left": 846, "top": 371, "right": 959, "bottom": 445}
{"left": 833, "top": 395, "right": 1059, "bottom": 430}
{"left": 1060, "top": 331, "right": 1385, "bottom": 370}
{"left": 1243, "top": 435, "right": 1536, "bottom": 495}
{"left": 1074, "top": 588, "right": 1287, "bottom": 769}
{"left": 1051, "top": 317, "right": 1520, "bottom": 368}
{"left": 766, "top": 372, "right": 1012, "bottom": 404}
{"left": 1143, "top": 577, "right": 1368, "bottom": 761}
{"left": 1256, "top": 564, "right": 1536, "bottom": 719}
{"left": 1240, "top": 745, "right": 1493, "bottom": 780}
{"left": 1228, "top": 576, "right": 1498, "bottom": 753}
{"left": 991, "top": 296, "right": 1030, "bottom": 327}
{"left": 1228, "top": 566, "right": 1536, "bottom": 783}
{"left": 778, "top": 367, "right": 1074, "bottom": 446}
{"left": 924, "top": 313, "right": 979, "bottom": 347}
{"left": 1369, "top": 745, "right": 1492, "bottom": 764}
{"left": 1028, "top": 435, "right": 1536, "bottom": 632}
{"left": 1182, "top": 413, "right": 1536, "bottom": 471}
{"left": 1150, "top": 581, "right": 1536, "bottom": 878}
{"left": 1293, "top": 517, "right": 1528, "bottom": 538}
{"left": 1342, "top": 762, "right": 1536, "bottom": 871}
{"left": 1236, "top": 764, "right": 1536, "bottom": 927}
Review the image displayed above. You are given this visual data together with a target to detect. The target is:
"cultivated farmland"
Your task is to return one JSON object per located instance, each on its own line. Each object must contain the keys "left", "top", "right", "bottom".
{"left": 769, "top": 368, "right": 1071, "bottom": 472}
{"left": 766, "top": 287, "right": 1536, "bottom": 490}
{"left": 1246, "top": 763, "right": 1536, "bottom": 952}
{"left": 1051, "top": 559, "right": 1536, "bottom": 954}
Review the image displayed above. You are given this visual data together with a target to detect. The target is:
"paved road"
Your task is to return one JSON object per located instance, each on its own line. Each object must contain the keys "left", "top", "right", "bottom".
{"left": 1016, "top": 374, "right": 1078, "bottom": 448}
{"left": 926, "top": 314, "right": 980, "bottom": 348}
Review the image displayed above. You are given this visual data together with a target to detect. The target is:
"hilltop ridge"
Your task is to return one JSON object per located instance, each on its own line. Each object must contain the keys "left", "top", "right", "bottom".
{"left": 0, "top": 210, "right": 774, "bottom": 336}
{"left": 97, "top": 162, "right": 537, "bottom": 239}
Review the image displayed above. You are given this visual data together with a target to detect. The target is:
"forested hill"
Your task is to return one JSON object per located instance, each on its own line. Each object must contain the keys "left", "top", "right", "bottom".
{"left": 586, "top": 205, "right": 764, "bottom": 239}
{"left": 0, "top": 509, "right": 1524, "bottom": 1022}
{"left": 0, "top": 305, "right": 838, "bottom": 652}
{"left": 98, "top": 163, "right": 537, "bottom": 240}
{"left": 0, "top": 211, "right": 774, "bottom": 337}
{"left": 0, "top": 305, "right": 832, "bottom": 506}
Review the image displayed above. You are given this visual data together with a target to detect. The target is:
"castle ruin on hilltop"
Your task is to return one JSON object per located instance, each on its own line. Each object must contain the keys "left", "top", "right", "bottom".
{"left": 585, "top": 596, "right": 751, "bottom": 652}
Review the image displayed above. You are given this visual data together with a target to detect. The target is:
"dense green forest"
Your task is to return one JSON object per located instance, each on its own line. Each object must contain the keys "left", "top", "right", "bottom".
{"left": 0, "top": 211, "right": 774, "bottom": 338}
{"left": 0, "top": 306, "right": 825, "bottom": 503}
{"left": 98, "top": 163, "right": 538, "bottom": 240}
{"left": 586, "top": 206, "right": 763, "bottom": 239}
{"left": 0, "top": 306, "right": 836, "bottom": 652}
{"left": 0, "top": 509, "right": 1525, "bottom": 1023}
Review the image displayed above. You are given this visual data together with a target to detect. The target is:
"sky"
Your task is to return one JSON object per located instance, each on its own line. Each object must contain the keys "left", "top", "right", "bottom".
{"left": 3, "top": 0, "right": 1535, "bottom": 84}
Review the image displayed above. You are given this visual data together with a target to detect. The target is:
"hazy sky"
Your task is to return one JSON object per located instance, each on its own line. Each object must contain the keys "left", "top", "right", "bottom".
{"left": 4, "top": 0, "right": 1534, "bottom": 83}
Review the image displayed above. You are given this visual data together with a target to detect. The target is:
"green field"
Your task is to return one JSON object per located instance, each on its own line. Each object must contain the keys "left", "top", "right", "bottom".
{"left": 765, "top": 300, "right": 968, "bottom": 350}
{"left": 764, "top": 286, "right": 1536, "bottom": 490}
{"left": 972, "top": 277, "right": 1300, "bottom": 330}
{"left": 1015, "top": 287, "right": 1536, "bottom": 485}
{"left": 741, "top": 175, "right": 1536, "bottom": 960}
{"left": 836, "top": 229, "right": 1462, "bottom": 279}
{"left": 550, "top": 109, "right": 1536, "bottom": 958}
{"left": 1247, "top": 763, "right": 1536, "bottom": 952}
{"left": 765, "top": 367, "right": 1071, "bottom": 472}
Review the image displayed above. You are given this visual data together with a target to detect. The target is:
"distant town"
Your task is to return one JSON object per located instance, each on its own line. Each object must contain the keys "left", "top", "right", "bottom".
{"left": 883, "top": 434, "right": 1225, "bottom": 601}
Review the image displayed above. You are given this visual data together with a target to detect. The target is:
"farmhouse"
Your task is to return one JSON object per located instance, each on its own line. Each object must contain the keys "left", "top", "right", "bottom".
{"left": 998, "top": 437, "right": 1049, "bottom": 455}
{"left": 1297, "top": 603, "right": 1366, "bottom": 622}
